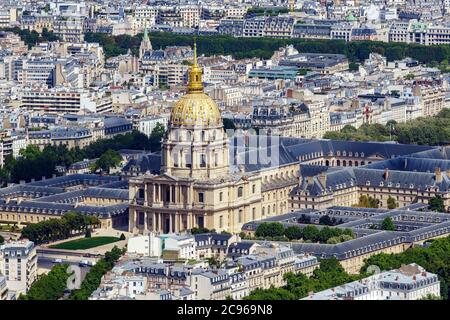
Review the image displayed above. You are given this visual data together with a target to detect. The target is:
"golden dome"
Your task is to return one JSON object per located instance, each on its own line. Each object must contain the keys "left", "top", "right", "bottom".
{"left": 169, "top": 42, "right": 222, "bottom": 127}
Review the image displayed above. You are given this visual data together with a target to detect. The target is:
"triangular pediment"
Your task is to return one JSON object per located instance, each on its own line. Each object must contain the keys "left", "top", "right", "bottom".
{"left": 151, "top": 172, "right": 180, "bottom": 182}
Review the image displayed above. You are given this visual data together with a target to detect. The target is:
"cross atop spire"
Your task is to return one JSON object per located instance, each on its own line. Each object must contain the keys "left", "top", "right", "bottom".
{"left": 193, "top": 39, "right": 198, "bottom": 67}
{"left": 187, "top": 38, "right": 203, "bottom": 93}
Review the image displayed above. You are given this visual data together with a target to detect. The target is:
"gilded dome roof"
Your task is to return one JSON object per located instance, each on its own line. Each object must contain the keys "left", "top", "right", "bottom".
{"left": 169, "top": 42, "right": 222, "bottom": 127}
{"left": 170, "top": 92, "right": 222, "bottom": 127}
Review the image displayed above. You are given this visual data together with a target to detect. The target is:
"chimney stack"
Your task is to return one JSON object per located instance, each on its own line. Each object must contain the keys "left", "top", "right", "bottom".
{"left": 435, "top": 167, "right": 442, "bottom": 183}
{"left": 318, "top": 173, "right": 327, "bottom": 187}
{"left": 383, "top": 168, "right": 389, "bottom": 181}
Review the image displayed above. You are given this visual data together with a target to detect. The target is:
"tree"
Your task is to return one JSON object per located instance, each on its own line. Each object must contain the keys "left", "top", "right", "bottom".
{"left": 149, "top": 123, "right": 166, "bottom": 152}
{"left": 19, "top": 264, "right": 70, "bottom": 300}
{"left": 245, "top": 258, "right": 360, "bottom": 300}
{"left": 381, "top": 217, "right": 395, "bottom": 231}
{"left": 190, "top": 227, "right": 214, "bottom": 234}
{"left": 319, "top": 215, "right": 339, "bottom": 226}
{"left": 387, "top": 196, "right": 397, "bottom": 209}
{"left": 85, "top": 228, "right": 92, "bottom": 238}
{"left": 297, "top": 214, "right": 311, "bottom": 224}
{"left": 95, "top": 149, "right": 122, "bottom": 173}
{"left": 429, "top": 196, "right": 446, "bottom": 212}
{"left": 21, "top": 211, "right": 98, "bottom": 244}
{"left": 19, "top": 145, "right": 42, "bottom": 160}
{"left": 255, "top": 222, "right": 285, "bottom": 238}
{"left": 420, "top": 294, "right": 443, "bottom": 300}
{"left": 349, "top": 62, "right": 360, "bottom": 71}
{"left": 355, "top": 195, "right": 379, "bottom": 208}
{"left": 0, "top": 234, "right": 4, "bottom": 244}
{"left": 284, "top": 226, "right": 302, "bottom": 240}
{"left": 302, "top": 225, "right": 320, "bottom": 242}
{"left": 222, "top": 118, "right": 236, "bottom": 131}
{"left": 362, "top": 236, "right": 450, "bottom": 299}
{"left": 69, "top": 246, "right": 125, "bottom": 300}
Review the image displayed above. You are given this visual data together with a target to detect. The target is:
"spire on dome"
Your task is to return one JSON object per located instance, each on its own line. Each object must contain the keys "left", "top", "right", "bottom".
{"left": 143, "top": 28, "right": 149, "bottom": 41}
{"left": 187, "top": 39, "right": 203, "bottom": 93}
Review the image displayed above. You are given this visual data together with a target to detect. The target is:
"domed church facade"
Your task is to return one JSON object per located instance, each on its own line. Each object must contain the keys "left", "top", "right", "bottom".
{"left": 129, "top": 44, "right": 263, "bottom": 234}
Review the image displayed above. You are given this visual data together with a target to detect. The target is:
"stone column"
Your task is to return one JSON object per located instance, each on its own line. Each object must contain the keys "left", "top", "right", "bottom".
{"left": 129, "top": 209, "right": 135, "bottom": 232}
{"left": 187, "top": 213, "right": 191, "bottom": 230}
{"left": 152, "top": 212, "right": 156, "bottom": 230}
{"left": 169, "top": 214, "right": 173, "bottom": 233}
{"left": 144, "top": 185, "right": 148, "bottom": 206}
{"left": 144, "top": 212, "right": 148, "bottom": 232}
{"left": 159, "top": 213, "right": 163, "bottom": 232}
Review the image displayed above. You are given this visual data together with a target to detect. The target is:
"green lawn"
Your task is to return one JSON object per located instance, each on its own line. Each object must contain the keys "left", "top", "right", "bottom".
{"left": 49, "top": 237, "right": 121, "bottom": 250}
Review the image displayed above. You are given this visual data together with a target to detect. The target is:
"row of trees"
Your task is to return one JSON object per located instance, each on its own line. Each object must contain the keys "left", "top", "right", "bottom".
{"left": 68, "top": 246, "right": 125, "bottom": 300}
{"left": 19, "top": 264, "right": 70, "bottom": 300}
{"left": 245, "top": 258, "right": 362, "bottom": 300}
{"left": 19, "top": 246, "right": 126, "bottom": 300}
{"left": 254, "top": 222, "right": 355, "bottom": 244}
{"left": 361, "top": 236, "right": 450, "bottom": 299}
{"left": 0, "top": 130, "right": 164, "bottom": 185}
{"left": 84, "top": 31, "right": 450, "bottom": 65}
{"left": 355, "top": 194, "right": 446, "bottom": 213}
{"left": 21, "top": 212, "right": 100, "bottom": 244}
{"left": 324, "top": 109, "right": 450, "bottom": 146}
{"left": 0, "top": 27, "right": 59, "bottom": 48}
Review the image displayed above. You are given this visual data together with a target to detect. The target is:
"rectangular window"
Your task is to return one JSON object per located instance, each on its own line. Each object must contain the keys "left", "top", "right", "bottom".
{"left": 200, "top": 154, "right": 206, "bottom": 167}
{"left": 185, "top": 153, "right": 192, "bottom": 168}
{"left": 174, "top": 153, "right": 179, "bottom": 167}
{"left": 198, "top": 192, "right": 204, "bottom": 203}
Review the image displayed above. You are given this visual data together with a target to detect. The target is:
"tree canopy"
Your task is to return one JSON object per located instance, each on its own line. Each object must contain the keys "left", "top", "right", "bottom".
{"left": 68, "top": 246, "right": 125, "bottom": 300}
{"left": 324, "top": 109, "right": 450, "bottom": 146}
{"left": 1, "top": 131, "right": 155, "bottom": 185}
{"left": 387, "top": 196, "right": 397, "bottom": 209}
{"left": 381, "top": 217, "right": 396, "bottom": 231}
{"left": 84, "top": 32, "right": 450, "bottom": 66}
{"left": 253, "top": 222, "right": 354, "bottom": 243}
{"left": 149, "top": 123, "right": 166, "bottom": 152}
{"left": 19, "top": 264, "right": 70, "bottom": 300}
{"left": 21, "top": 211, "right": 100, "bottom": 244}
{"left": 245, "top": 258, "right": 361, "bottom": 300}
{"left": 354, "top": 195, "right": 380, "bottom": 208}
{"left": 429, "top": 195, "right": 446, "bottom": 212}
{"left": 93, "top": 149, "right": 122, "bottom": 173}
{"left": 361, "top": 236, "right": 450, "bottom": 299}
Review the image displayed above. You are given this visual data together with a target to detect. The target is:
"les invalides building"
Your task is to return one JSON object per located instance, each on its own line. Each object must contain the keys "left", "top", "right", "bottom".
{"left": 128, "top": 44, "right": 264, "bottom": 234}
